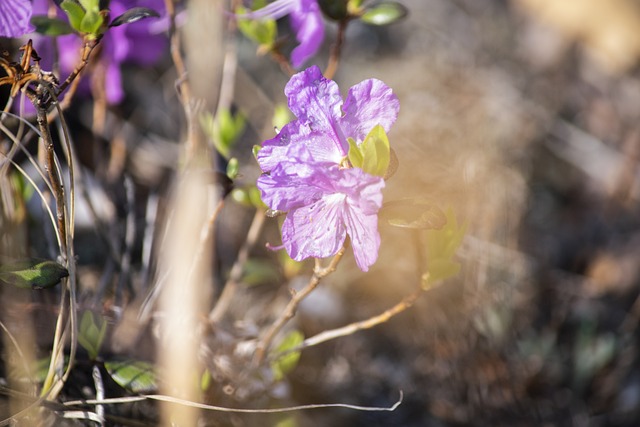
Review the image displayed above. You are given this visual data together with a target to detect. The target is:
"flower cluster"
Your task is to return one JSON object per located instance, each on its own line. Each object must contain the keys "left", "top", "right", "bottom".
{"left": 257, "top": 66, "right": 399, "bottom": 271}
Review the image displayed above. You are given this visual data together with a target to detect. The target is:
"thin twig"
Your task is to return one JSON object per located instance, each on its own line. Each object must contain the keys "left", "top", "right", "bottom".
{"left": 63, "top": 390, "right": 403, "bottom": 413}
{"left": 253, "top": 246, "right": 346, "bottom": 365}
{"left": 324, "top": 19, "right": 349, "bottom": 80}
{"left": 209, "top": 208, "right": 266, "bottom": 323}
{"left": 276, "top": 287, "right": 423, "bottom": 359}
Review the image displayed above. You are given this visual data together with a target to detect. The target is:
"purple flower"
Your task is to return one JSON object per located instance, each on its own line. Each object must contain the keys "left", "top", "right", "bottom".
{"left": 240, "top": 0, "right": 324, "bottom": 68}
{"left": 0, "top": 0, "right": 34, "bottom": 38}
{"left": 257, "top": 66, "right": 399, "bottom": 271}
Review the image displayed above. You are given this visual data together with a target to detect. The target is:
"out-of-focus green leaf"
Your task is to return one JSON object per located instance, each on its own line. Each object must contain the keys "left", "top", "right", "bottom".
{"left": 109, "top": 7, "right": 160, "bottom": 27}
{"left": 230, "top": 186, "right": 266, "bottom": 210}
{"left": 360, "top": 2, "right": 408, "bottom": 26}
{"left": 200, "top": 369, "right": 212, "bottom": 392}
{"left": 273, "top": 104, "right": 292, "bottom": 131}
{"left": 279, "top": 250, "right": 304, "bottom": 279}
{"left": 271, "top": 330, "right": 304, "bottom": 381}
{"left": 422, "top": 207, "right": 466, "bottom": 289}
{"left": 79, "top": 9, "right": 103, "bottom": 35}
{"left": 0, "top": 259, "right": 68, "bottom": 290}
{"left": 200, "top": 110, "right": 246, "bottom": 159}
{"left": 380, "top": 198, "right": 447, "bottom": 230}
{"left": 31, "top": 16, "right": 75, "bottom": 36}
{"left": 78, "top": 311, "right": 107, "bottom": 360}
{"left": 78, "top": 0, "right": 99, "bottom": 13}
{"left": 252, "top": 144, "right": 262, "bottom": 160}
{"left": 237, "top": 3, "right": 277, "bottom": 48}
{"left": 226, "top": 157, "right": 240, "bottom": 180}
{"left": 242, "top": 259, "right": 280, "bottom": 286}
{"left": 104, "top": 360, "right": 157, "bottom": 393}
{"left": 60, "top": 0, "right": 86, "bottom": 33}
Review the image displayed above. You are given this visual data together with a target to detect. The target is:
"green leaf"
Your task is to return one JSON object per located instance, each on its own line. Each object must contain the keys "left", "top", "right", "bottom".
{"left": 30, "top": 16, "right": 75, "bottom": 36}
{"left": 421, "top": 207, "right": 467, "bottom": 289}
{"left": 272, "top": 104, "right": 292, "bottom": 131}
{"left": 78, "top": 0, "right": 99, "bottom": 13}
{"left": 200, "top": 110, "right": 246, "bottom": 159}
{"left": 360, "top": 2, "right": 408, "bottom": 26}
{"left": 242, "top": 259, "right": 280, "bottom": 286}
{"left": 109, "top": 7, "right": 160, "bottom": 27}
{"left": 349, "top": 125, "right": 390, "bottom": 177}
{"left": 200, "top": 369, "right": 212, "bottom": 391}
{"left": 78, "top": 311, "right": 107, "bottom": 360}
{"left": 347, "top": 137, "right": 364, "bottom": 169}
{"left": 79, "top": 9, "right": 104, "bottom": 35}
{"left": 61, "top": 0, "right": 86, "bottom": 33}
{"left": 271, "top": 330, "right": 304, "bottom": 381}
{"left": 236, "top": 5, "right": 277, "bottom": 47}
{"left": 380, "top": 198, "right": 447, "bottom": 230}
{"left": 252, "top": 144, "right": 262, "bottom": 160}
{"left": 226, "top": 157, "right": 239, "bottom": 180}
{"left": 104, "top": 360, "right": 157, "bottom": 393}
{"left": 0, "top": 259, "right": 68, "bottom": 289}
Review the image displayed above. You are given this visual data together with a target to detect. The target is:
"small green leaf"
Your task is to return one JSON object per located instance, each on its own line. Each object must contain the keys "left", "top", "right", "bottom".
{"left": 0, "top": 259, "right": 68, "bottom": 289}
{"left": 271, "top": 330, "right": 304, "bottom": 381}
{"left": 360, "top": 2, "right": 408, "bottom": 26}
{"left": 31, "top": 16, "right": 75, "bottom": 36}
{"left": 200, "top": 110, "right": 246, "bottom": 159}
{"left": 109, "top": 7, "right": 160, "bottom": 27}
{"left": 252, "top": 144, "right": 262, "bottom": 160}
{"left": 421, "top": 207, "right": 467, "bottom": 289}
{"left": 242, "top": 259, "right": 280, "bottom": 286}
{"left": 347, "top": 137, "right": 364, "bottom": 169}
{"left": 104, "top": 360, "right": 157, "bottom": 393}
{"left": 248, "top": 186, "right": 266, "bottom": 209}
{"left": 79, "top": 10, "right": 103, "bottom": 35}
{"left": 200, "top": 369, "right": 212, "bottom": 391}
{"left": 61, "top": 0, "right": 86, "bottom": 33}
{"left": 78, "top": 311, "right": 107, "bottom": 360}
{"left": 226, "top": 157, "right": 239, "bottom": 180}
{"left": 272, "top": 104, "right": 292, "bottom": 131}
{"left": 236, "top": 5, "right": 277, "bottom": 47}
{"left": 350, "top": 125, "right": 390, "bottom": 177}
{"left": 78, "top": 0, "right": 99, "bottom": 13}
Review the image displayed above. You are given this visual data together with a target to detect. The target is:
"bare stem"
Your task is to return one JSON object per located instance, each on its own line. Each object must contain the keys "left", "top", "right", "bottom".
{"left": 324, "top": 19, "right": 348, "bottom": 80}
{"left": 276, "top": 287, "right": 423, "bottom": 359}
{"left": 209, "top": 208, "right": 266, "bottom": 323}
{"left": 253, "top": 246, "right": 346, "bottom": 365}
{"left": 56, "top": 36, "right": 101, "bottom": 98}
{"left": 36, "top": 103, "right": 66, "bottom": 257}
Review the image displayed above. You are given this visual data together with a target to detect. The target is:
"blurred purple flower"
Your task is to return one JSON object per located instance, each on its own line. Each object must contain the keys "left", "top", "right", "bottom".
{"left": 0, "top": 0, "right": 34, "bottom": 38}
{"left": 32, "top": 0, "right": 167, "bottom": 104}
{"left": 241, "top": 0, "right": 324, "bottom": 68}
{"left": 257, "top": 66, "right": 399, "bottom": 271}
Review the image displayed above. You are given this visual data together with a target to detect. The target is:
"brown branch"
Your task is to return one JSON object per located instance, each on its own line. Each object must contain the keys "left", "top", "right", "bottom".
{"left": 253, "top": 246, "right": 346, "bottom": 365}
{"left": 324, "top": 19, "right": 348, "bottom": 80}
{"left": 276, "top": 287, "right": 423, "bottom": 359}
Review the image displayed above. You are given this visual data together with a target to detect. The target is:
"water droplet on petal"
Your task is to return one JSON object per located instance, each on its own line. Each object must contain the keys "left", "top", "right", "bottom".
{"left": 266, "top": 209, "right": 287, "bottom": 218}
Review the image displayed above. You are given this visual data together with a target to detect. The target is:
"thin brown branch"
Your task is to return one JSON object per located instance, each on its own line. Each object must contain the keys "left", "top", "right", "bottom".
{"left": 209, "top": 208, "right": 266, "bottom": 323}
{"left": 324, "top": 19, "right": 348, "bottom": 80}
{"left": 277, "top": 287, "right": 423, "bottom": 358}
{"left": 253, "top": 246, "right": 346, "bottom": 365}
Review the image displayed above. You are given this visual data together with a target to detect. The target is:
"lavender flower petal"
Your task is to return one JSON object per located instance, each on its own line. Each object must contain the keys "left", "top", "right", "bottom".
{"left": 0, "top": 0, "right": 33, "bottom": 38}
{"left": 289, "top": 0, "right": 324, "bottom": 68}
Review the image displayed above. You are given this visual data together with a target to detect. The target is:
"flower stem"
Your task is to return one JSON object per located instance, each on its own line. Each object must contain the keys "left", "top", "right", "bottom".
{"left": 253, "top": 246, "right": 346, "bottom": 365}
{"left": 324, "top": 19, "right": 348, "bottom": 80}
